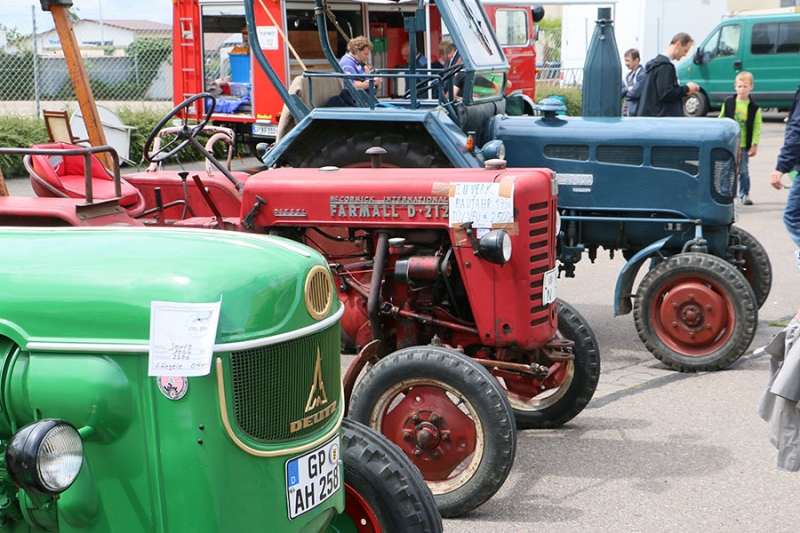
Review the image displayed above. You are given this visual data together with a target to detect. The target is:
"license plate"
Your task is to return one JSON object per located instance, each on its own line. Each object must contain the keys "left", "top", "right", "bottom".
{"left": 286, "top": 436, "right": 341, "bottom": 520}
{"left": 252, "top": 124, "right": 278, "bottom": 137}
{"left": 543, "top": 266, "right": 558, "bottom": 306}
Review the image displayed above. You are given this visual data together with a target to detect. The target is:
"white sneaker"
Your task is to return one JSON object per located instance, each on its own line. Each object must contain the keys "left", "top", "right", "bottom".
{"left": 742, "top": 195, "right": 753, "bottom": 206}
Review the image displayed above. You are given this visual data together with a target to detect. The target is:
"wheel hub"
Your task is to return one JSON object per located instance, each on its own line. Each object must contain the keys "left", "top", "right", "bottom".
{"left": 657, "top": 281, "right": 729, "bottom": 348}
{"left": 382, "top": 385, "right": 476, "bottom": 481}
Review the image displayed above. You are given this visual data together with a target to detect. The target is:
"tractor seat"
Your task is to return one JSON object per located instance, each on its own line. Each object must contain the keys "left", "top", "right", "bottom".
{"left": 26, "top": 142, "right": 141, "bottom": 208}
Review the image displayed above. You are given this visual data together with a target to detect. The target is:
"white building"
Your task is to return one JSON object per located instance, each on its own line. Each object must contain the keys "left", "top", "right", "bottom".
{"left": 5, "top": 19, "right": 171, "bottom": 57}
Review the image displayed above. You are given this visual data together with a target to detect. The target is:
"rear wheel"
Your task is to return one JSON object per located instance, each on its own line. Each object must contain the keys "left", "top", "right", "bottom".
{"left": 728, "top": 226, "right": 772, "bottom": 309}
{"left": 299, "top": 132, "right": 452, "bottom": 168}
{"left": 490, "top": 300, "right": 600, "bottom": 429}
{"left": 683, "top": 91, "right": 709, "bottom": 117}
{"left": 348, "top": 346, "right": 516, "bottom": 518}
{"left": 633, "top": 253, "right": 757, "bottom": 372}
{"left": 327, "top": 418, "right": 442, "bottom": 533}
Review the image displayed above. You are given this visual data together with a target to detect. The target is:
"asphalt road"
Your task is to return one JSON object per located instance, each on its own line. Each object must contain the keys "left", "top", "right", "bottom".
{"left": 443, "top": 113, "right": 800, "bottom": 532}
{"left": 4, "top": 114, "right": 798, "bottom": 532}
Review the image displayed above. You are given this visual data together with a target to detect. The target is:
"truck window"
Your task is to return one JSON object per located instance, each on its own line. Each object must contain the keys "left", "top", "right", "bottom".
{"left": 702, "top": 24, "right": 741, "bottom": 59}
{"left": 495, "top": 9, "right": 528, "bottom": 46}
{"left": 751, "top": 22, "right": 800, "bottom": 55}
{"left": 777, "top": 21, "right": 800, "bottom": 54}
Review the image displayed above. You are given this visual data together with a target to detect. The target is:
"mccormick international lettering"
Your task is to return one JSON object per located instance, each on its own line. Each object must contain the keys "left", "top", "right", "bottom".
{"left": 330, "top": 196, "right": 449, "bottom": 219}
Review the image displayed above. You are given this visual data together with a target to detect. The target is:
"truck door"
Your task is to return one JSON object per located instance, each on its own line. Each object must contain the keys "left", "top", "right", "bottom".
{"left": 490, "top": 6, "right": 535, "bottom": 100}
{"left": 694, "top": 22, "right": 743, "bottom": 106}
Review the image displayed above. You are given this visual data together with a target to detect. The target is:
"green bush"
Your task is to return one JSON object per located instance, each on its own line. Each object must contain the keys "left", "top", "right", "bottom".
{"left": 535, "top": 86, "right": 583, "bottom": 116}
{"left": 0, "top": 108, "right": 228, "bottom": 181}
{"left": 0, "top": 115, "right": 49, "bottom": 178}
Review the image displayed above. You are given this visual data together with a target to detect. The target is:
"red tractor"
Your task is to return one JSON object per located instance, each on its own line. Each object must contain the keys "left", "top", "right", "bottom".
{"left": 10, "top": 96, "right": 600, "bottom": 517}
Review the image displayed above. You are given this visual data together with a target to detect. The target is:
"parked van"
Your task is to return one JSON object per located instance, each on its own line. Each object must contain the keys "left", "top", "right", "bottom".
{"left": 677, "top": 8, "right": 800, "bottom": 116}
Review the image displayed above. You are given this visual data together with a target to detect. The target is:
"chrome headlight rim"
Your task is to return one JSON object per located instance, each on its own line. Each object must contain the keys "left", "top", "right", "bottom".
{"left": 5, "top": 419, "right": 84, "bottom": 495}
{"left": 478, "top": 230, "right": 512, "bottom": 265}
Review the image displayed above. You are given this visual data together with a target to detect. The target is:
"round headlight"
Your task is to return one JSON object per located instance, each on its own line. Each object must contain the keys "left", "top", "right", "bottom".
{"left": 481, "top": 140, "right": 506, "bottom": 161}
{"left": 478, "top": 230, "right": 512, "bottom": 265}
{"left": 5, "top": 419, "right": 84, "bottom": 495}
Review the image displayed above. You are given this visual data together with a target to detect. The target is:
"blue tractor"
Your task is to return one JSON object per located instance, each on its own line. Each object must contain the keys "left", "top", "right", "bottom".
{"left": 247, "top": 0, "right": 767, "bottom": 372}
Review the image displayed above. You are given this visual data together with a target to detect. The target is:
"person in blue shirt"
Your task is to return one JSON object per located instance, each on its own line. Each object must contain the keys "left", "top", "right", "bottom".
{"left": 401, "top": 41, "right": 428, "bottom": 69}
{"left": 621, "top": 48, "right": 646, "bottom": 117}
{"left": 771, "top": 85, "right": 800, "bottom": 250}
{"left": 339, "top": 36, "right": 381, "bottom": 91}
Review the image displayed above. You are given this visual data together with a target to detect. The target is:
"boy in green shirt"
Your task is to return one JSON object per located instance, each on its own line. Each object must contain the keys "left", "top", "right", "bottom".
{"left": 719, "top": 71, "right": 762, "bottom": 205}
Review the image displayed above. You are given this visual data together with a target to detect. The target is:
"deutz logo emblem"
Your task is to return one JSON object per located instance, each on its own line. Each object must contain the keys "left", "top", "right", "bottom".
{"left": 290, "top": 348, "right": 337, "bottom": 433}
{"left": 305, "top": 348, "right": 329, "bottom": 412}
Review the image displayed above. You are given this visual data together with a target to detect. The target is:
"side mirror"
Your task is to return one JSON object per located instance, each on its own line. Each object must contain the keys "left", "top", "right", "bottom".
{"left": 534, "top": 25, "right": 540, "bottom": 41}
{"left": 694, "top": 48, "right": 705, "bottom": 65}
{"left": 532, "top": 6, "right": 545, "bottom": 23}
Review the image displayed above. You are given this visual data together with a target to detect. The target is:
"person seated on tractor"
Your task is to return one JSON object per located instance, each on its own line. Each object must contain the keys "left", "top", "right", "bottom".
{"left": 339, "top": 36, "right": 382, "bottom": 92}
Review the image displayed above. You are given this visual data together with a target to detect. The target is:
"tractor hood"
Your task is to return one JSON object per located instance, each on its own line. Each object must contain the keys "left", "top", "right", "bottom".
{"left": 0, "top": 227, "right": 337, "bottom": 350}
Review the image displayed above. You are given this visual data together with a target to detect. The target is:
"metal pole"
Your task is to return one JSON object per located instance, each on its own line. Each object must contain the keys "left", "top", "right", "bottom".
{"left": 32, "top": 5, "right": 40, "bottom": 119}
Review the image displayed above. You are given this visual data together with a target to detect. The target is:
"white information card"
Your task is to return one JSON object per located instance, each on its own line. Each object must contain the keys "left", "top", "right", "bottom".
{"left": 148, "top": 300, "right": 222, "bottom": 377}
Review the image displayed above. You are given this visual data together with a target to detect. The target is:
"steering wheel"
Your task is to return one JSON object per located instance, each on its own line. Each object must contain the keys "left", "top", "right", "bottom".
{"left": 144, "top": 93, "right": 215, "bottom": 163}
{"left": 403, "top": 63, "right": 464, "bottom": 99}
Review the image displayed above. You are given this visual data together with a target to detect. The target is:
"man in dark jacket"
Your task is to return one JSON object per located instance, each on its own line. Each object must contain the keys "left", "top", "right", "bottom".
{"left": 771, "top": 85, "right": 800, "bottom": 248}
{"left": 637, "top": 33, "right": 699, "bottom": 117}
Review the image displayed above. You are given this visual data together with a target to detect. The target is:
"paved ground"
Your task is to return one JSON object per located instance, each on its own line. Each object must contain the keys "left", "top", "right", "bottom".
{"left": 3, "top": 113, "right": 799, "bottom": 532}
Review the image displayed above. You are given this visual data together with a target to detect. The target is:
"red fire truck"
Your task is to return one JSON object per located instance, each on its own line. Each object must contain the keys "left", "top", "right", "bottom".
{"left": 172, "top": 0, "right": 543, "bottom": 152}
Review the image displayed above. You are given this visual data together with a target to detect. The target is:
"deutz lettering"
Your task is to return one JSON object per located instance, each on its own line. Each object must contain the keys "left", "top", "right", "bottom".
{"left": 289, "top": 400, "right": 338, "bottom": 433}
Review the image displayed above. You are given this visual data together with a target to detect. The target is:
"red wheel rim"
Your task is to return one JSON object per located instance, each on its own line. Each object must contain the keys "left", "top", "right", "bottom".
{"left": 649, "top": 275, "right": 735, "bottom": 356}
{"left": 344, "top": 483, "right": 381, "bottom": 532}
{"left": 377, "top": 384, "right": 479, "bottom": 484}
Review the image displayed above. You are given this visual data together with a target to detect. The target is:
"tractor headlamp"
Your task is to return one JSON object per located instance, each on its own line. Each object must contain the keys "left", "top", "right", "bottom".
{"left": 5, "top": 419, "right": 84, "bottom": 495}
{"left": 481, "top": 140, "right": 506, "bottom": 161}
{"left": 479, "top": 230, "right": 512, "bottom": 265}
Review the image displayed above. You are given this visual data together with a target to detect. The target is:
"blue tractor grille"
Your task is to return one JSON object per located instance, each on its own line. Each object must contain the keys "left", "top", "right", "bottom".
{"left": 710, "top": 148, "right": 737, "bottom": 204}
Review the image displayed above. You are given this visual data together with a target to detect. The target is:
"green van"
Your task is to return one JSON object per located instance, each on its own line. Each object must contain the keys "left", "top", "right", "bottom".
{"left": 677, "top": 9, "right": 800, "bottom": 116}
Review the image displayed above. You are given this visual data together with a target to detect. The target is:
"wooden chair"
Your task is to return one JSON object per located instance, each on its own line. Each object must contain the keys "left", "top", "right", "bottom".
{"left": 42, "top": 110, "right": 89, "bottom": 144}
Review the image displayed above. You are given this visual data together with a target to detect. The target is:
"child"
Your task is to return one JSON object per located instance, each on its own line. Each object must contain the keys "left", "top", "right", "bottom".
{"left": 719, "top": 71, "right": 762, "bottom": 205}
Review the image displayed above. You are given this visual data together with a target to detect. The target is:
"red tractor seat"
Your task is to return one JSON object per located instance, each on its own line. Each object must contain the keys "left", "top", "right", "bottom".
{"left": 26, "top": 142, "right": 141, "bottom": 209}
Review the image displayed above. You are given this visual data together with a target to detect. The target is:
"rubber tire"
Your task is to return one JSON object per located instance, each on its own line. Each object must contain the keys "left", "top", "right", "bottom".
{"left": 683, "top": 91, "right": 709, "bottom": 117}
{"left": 511, "top": 300, "right": 601, "bottom": 430}
{"left": 729, "top": 226, "right": 772, "bottom": 309}
{"left": 329, "top": 418, "right": 443, "bottom": 533}
{"left": 299, "top": 131, "right": 452, "bottom": 168}
{"left": 348, "top": 346, "right": 516, "bottom": 518}
{"left": 633, "top": 252, "right": 758, "bottom": 372}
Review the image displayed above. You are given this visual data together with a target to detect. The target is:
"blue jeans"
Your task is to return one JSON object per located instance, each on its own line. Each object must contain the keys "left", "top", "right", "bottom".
{"left": 784, "top": 172, "right": 800, "bottom": 247}
{"left": 738, "top": 148, "right": 750, "bottom": 197}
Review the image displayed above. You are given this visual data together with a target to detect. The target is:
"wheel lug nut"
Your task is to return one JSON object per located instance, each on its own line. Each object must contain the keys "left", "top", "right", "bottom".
{"left": 705, "top": 305, "right": 712, "bottom": 311}
{"left": 403, "top": 431, "right": 412, "bottom": 440}
{"left": 413, "top": 449, "right": 422, "bottom": 456}
{"left": 689, "top": 331, "right": 695, "bottom": 338}
{"left": 431, "top": 450, "right": 440, "bottom": 459}
{"left": 672, "top": 322, "right": 678, "bottom": 328}
{"left": 430, "top": 414, "right": 440, "bottom": 423}
{"left": 672, "top": 302, "right": 678, "bottom": 309}
{"left": 688, "top": 294, "right": 695, "bottom": 301}
{"left": 442, "top": 433, "right": 450, "bottom": 441}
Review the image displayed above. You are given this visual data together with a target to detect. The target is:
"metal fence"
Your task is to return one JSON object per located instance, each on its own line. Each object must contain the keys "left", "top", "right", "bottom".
{"left": 1, "top": 14, "right": 173, "bottom": 118}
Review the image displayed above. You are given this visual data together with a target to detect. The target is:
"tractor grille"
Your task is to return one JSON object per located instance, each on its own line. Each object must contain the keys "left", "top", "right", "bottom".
{"left": 228, "top": 324, "right": 340, "bottom": 443}
{"left": 597, "top": 145, "right": 644, "bottom": 166}
{"left": 651, "top": 146, "right": 700, "bottom": 176}
{"left": 305, "top": 266, "right": 333, "bottom": 319}
{"left": 543, "top": 144, "right": 590, "bottom": 161}
{"left": 524, "top": 199, "right": 555, "bottom": 327}
{"left": 710, "top": 148, "right": 737, "bottom": 204}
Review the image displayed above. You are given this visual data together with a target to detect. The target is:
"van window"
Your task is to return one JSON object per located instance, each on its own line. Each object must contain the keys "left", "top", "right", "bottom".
{"left": 751, "top": 21, "right": 800, "bottom": 55}
{"left": 495, "top": 9, "right": 528, "bottom": 46}
{"left": 702, "top": 24, "right": 741, "bottom": 59}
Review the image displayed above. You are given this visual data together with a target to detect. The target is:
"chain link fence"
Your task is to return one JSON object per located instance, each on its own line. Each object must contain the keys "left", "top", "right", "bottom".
{"left": 1, "top": 14, "right": 173, "bottom": 118}
{"left": 536, "top": 24, "right": 582, "bottom": 89}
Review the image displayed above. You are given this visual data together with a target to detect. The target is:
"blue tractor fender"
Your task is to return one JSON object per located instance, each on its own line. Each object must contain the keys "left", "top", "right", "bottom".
{"left": 614, "top": 237, "right": 672, "bottom": 316}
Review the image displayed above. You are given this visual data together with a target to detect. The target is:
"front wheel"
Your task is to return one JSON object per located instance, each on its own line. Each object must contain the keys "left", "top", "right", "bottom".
{"left": 728, "top": 225, "right": 772, "bottom": 309}
{"left": 633, "top": 253, "right": 757, "bottom": 372}
{"left": 683, "top": 91, "right": 709, "bottom": 117}
{"left": 327, "top": 419, "right": 442, "bottom": 533}
{"left": 348, "top": 346, "right": 516, "bottom": 518}
{"left": 491, "top": 300, "right": 601, "bottom": 429}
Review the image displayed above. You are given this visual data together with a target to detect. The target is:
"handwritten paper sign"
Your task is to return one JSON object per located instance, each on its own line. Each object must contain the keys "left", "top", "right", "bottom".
{"left": 148, "top": 300, "right": 222, "bottom": 377}
{"left": 449, "top": 182, "right": 514, "bottom": 230}
{"left": 256, "top": 26, "right": 279, "bottom": 50}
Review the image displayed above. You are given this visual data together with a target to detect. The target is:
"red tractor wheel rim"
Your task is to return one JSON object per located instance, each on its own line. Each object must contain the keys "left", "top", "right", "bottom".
{"left": 344, "top": 483, "right": 381, "bottom": 532}
{"left": 374, "top": 382, "right": 481, "bottom": 493}
{"left": 650, "top": 276, "right": 734, "bottom": 356}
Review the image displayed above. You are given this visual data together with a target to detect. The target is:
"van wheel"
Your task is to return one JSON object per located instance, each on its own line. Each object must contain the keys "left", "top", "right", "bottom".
{"left": 328, "top": 419, "right": 443, "bottom": 532}
{"left": 683, "top": 92, "right": 709, "bottom": 117}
